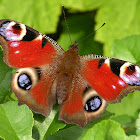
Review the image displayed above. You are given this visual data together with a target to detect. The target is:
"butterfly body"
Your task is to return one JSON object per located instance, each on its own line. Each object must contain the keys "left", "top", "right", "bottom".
{"left": 0, "top": 19, "right": 140, "bottom": 127}
{"left": 55, "top": 41, "right": 80, "bottom": 104}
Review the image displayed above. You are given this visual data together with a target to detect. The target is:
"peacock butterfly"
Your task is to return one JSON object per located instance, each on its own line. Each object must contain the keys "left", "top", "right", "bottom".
{"left": 0, "top": 19, "right": 140, "bottom": 127}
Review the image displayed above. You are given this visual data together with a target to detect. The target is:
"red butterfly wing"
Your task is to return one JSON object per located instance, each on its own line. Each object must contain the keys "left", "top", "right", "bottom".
{"left": 0, "top": 19, "right": 64, "bottom": 117}
{"left": 0, "top": 19, "right": 64, "bottom": 68}
{"left": 81, "top": 55, "right": 140, "bottom": 103}
{"left": 11, "top": 66, "right": 58, "bottom": 116}
{"left": 59, "top": 74, "right": 107, "bottom": 127}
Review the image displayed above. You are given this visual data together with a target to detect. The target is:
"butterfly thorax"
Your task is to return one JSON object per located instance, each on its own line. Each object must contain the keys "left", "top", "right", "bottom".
{"left": 56, "top": 43, "right": 80, "bottom": 104}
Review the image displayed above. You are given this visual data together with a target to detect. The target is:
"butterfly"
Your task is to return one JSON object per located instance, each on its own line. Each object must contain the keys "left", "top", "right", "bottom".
{"left": 0, "top": 19, "right": 140, "bottom": 127}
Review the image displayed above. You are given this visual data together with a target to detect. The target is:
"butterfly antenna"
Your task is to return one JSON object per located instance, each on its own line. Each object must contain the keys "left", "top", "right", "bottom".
{"left": 62, "top": 5, "right": 72, "bottom": 45}
{"left": 78, "top": 22, "right": 106, "bottom": 44}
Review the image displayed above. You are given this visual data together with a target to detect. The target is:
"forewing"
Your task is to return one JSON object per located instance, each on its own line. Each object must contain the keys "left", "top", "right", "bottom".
{"left": 0, "top": 19, "right": 64, "bottom": 68}
{"left": 80, "top": 55, "right": 140, "bottom": 103}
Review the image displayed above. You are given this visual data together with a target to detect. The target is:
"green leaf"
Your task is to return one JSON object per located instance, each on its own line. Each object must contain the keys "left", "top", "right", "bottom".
{"left": 136, "top": 113, "right": 140, "bottom": 135}
{"left": 60, "top": 0, "right": 104, "bottom": 11}
{"left": 81, "top": 120, "right": 126, "bottom": 140}
{"left": 111, "top": 115, "right": 135, "bottom": 127}
{"left": 0, "top": 49, "right": 12, "bottom": 103}
{"left": 126, "top": 135, "right": 140, "bottom": 140}
{"left": 95, "top": 0, "right": 140, "bottom": 56}
{"left": 107, "top": 91, "right": 140, "bottom": 117}
{"left": 111, "top": 35, "right": 140, "bottom": 64}
{"left": 48, "top": 126, "right": 82, "bottom": 140}
{"left": 47, "top": 111, "right": 113, "bottom": 140}
{"left": 0, "top": 0, "right": 62, "bottom": 33}
{"left": 0, "top": 101, "right": 34, "bottom": 140}
{"left": 34, "top": 105, "right": 66, "bottom": 140}
{"left": 111, "top": 115, "right": 136, "bottom": 135}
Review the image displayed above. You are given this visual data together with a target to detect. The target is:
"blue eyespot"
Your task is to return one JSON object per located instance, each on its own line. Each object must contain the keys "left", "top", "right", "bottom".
{"left": 18, "top": 73, "right": 32, "bottom": 90}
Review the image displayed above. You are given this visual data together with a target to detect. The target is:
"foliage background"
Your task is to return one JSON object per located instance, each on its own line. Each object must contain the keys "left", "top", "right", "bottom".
{"left": 0, "top": 0, "right": 140, "bottom": 139}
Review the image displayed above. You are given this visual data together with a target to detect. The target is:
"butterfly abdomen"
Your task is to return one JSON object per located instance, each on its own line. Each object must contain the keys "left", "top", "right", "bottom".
{"left": 56, "top": 72, "right": 73, "bottom": 104}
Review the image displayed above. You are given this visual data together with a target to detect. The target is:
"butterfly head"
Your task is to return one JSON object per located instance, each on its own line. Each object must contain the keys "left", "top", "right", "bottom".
{"left": 68, "top": 41, "right": 79, "bottom": 53}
